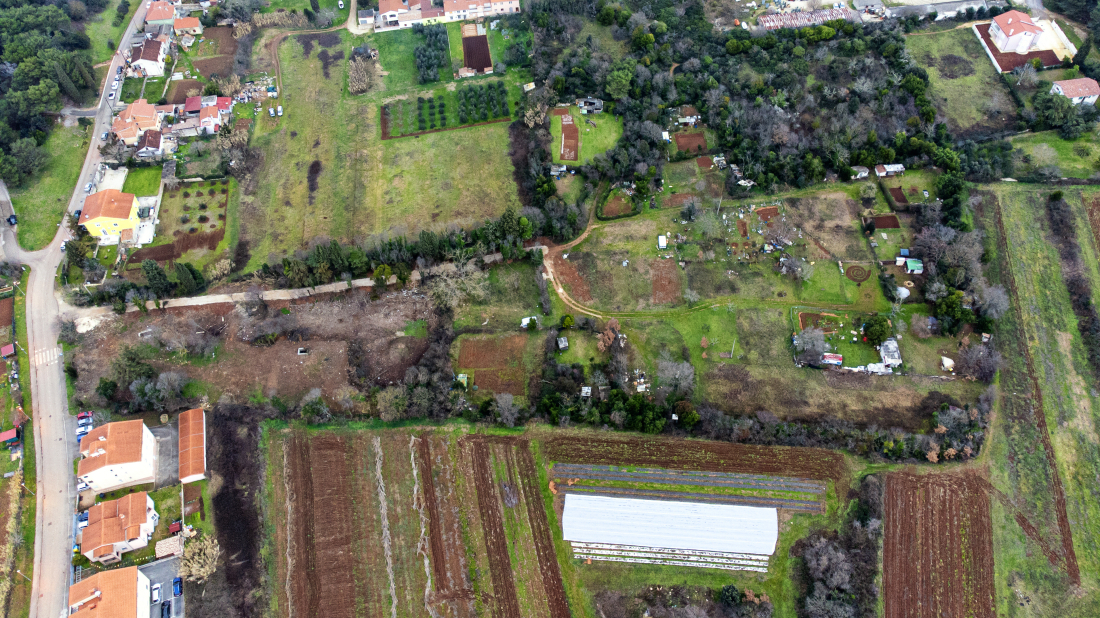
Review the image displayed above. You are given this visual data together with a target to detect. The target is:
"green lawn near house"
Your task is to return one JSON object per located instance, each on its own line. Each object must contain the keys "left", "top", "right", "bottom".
{"left": 1010, "top": 131, "right": 1099, "bottom": 179}
{"left": 372, "top": 27, "right": 426, "bottom": 91}
{"left": 121, "top": 166, "right": 163, "bottom": 197}
{"left": 550, "top": 106, "right": 624, "bottom": 165}
{"left": 10, "top": 124, "right": 90, "bottom": 251}
{"left": 85, "top": 0, "right": 141, "bottom": 65}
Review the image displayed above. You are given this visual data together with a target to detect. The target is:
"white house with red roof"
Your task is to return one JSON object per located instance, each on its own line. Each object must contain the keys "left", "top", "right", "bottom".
{"left": 130, "top": 39, "right": 166, "bottom": 77}
{"left": 443, "top": 0, "right": 520, "bottom": 20}
{"left": 199, "top": 105, "right": 222, "bottom": 134}
{"left": 1051, "top": 77, "right": 1100, "bottom": 105}
{"left": 989, "top": 10, "right": 1044, "bottom": 54}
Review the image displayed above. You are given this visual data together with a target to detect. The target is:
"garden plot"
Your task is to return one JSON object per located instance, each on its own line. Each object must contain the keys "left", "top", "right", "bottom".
{"left": 456, "top": 333, "right": 540, "bottom": 397}
{"left": 550, "top": 463, "right": 826, "bottom": 513}
{"left": 783, "top": 193, "right": 872, "bottom": 261}
{"left": 549, "top": 106, "right": 623, "bottom": 165}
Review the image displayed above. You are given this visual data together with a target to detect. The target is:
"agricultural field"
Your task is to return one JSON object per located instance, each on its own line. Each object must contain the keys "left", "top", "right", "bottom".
{"left": 453, "top": 262, "right": 546, "bottom": 331}
{"left": 980, "top": 183, "right": 1100, "bottom": 612}
{"left": 382, "top": 81, "right": 516, "bottom": 137}
{"left": 883, "top": 472, "right": 994, "bottom": 618}
{"left": 130, "top": 179, "right": 233, "bottom": 269}
{"left": 10, "top": 122, "right": 90, "bottom": 250}
{"left": 549, "top": 107, "right": 623, "bottom": 165}
{"left": 659, "top": 158, "right": 728, "bottom": 206}
{"left": 245, "top": 29, "right": 524, "bottom": 269}
{"left": 455, "top": 332, "right": 544, "bottom": 400}
{"left": 906, "top": 28, "right": 1016, "bottom": 136}
{"left": 262, "top": 426, "right": 861, "bottom": 618}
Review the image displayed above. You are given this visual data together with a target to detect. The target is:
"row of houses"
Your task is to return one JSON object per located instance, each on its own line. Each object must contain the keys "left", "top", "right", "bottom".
{"left": 111, "top": 96, "right": 232, "bottom": 148}
{"left": 358, "top": 0, "right": 521, "bottom": 30}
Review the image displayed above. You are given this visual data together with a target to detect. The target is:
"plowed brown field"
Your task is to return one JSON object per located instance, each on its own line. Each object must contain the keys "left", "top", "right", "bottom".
{"left": 883, "top": 472, "right": 994, "bottom": 618}
{"left": 469, "top": 439, "right": 520, "bottom": 618}
{"left": 458, "top": 334, "right": 526, "bottom": 368}
{"left": 543, "top": 434, "right": 847, "bottom": 487}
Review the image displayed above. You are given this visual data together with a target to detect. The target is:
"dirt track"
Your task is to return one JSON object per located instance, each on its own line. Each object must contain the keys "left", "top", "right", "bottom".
{"left": 883, "top": 472, "right": 993, "bottom": 618}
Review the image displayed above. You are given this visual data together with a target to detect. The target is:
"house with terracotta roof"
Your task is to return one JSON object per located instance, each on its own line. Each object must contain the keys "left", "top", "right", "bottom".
{"left": 443, "top": 0, "right": 520, "bottom": 20}
{"left": 1051, "top": 77, "right": 1100, "bottom": 105}
{"left": 136, "top": 130, "right": 163, "bottom": 158}
{"left": 77, "top": 420, "right": 157, "bottom": 492}
{"left": 179, "top": 408, "right": 206, "bottom": 484}
{"left": 68, "top": 566, "right": 152, "bottom": 618}
{"left": 145, "top": 0, "right": 177, "bottom": 26}
{"left": 199, "top": 105, "right": 222, "bottom": 134}
{"left": 379, "top": 0, "right": 420, "bottom": 25}
{"left": 80, "top": 190, "right": 141, "bottom": 243}
{"left": 989, "top": 10, "right": 1044, "bottom": 54}
{"left": 173, "top": 16, "right": 203, "bottom": 35}
{"left": 131, "top": 39, "right": 166, "bottom": 77}
{"left": 80, "top": 492, "right": 159, "bottom": 564}
{"left": 112, "top": 99, "right": 162, "bottom": 145}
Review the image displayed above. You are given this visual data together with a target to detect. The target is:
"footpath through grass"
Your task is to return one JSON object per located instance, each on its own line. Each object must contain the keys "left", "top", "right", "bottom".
{"left": 10, "top": 124, "right": 89, "bottom": 251}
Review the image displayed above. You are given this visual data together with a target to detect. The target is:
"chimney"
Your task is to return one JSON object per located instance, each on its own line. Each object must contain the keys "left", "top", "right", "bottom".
{"left": 1007, "top": 17, "right": 1012, "bottom": 23}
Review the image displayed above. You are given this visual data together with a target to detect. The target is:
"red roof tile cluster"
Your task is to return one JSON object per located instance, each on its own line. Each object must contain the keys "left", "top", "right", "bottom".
{"left": 179, "top": 408, "right": 206, "bottom": 482}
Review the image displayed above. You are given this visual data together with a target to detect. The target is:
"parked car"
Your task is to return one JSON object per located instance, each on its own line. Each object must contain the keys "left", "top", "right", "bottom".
{"left": 173, "top": 577, "right": 182, "bottom": 596}
{"left": 77, "top": 511, "right": 89, "bottom": 522}
{"left": 77, "top": 518, "right": 89, "bottom": 530}
{"left": 268, "top": 107, "right": 274, "bottom": 117}
{"left": 152, "top": 584, "right": 161, "bottom": 604}
{"left": 78, "top": 419, "right": 93, "bottom": 430}
{"left": 60, "top": 241, "right": 67, "bottom": 252}
{"left": 6, "top": 215, "right": 15, "bottom": 226}
{"left": 161, "top": 600, "right": 171, "bottom": 618}
{"left": 108, "top": 92, "right": 115, "bottom": 100}
{"left": 277, "top": 105, "right": 283, "bottom": 116}
{"left": 338, "top": 0, "right": 344, "bottom": 7}
{"left": 83, "top": 183, "right": 93, "bottom": 193}
{"left": 111, "top": 80, "right": 118, "bottom": 90}
{"left": 77, "top": 411, "right": 93, "bottom": 420}
{"left": 77, "top": 480, "right": 89, "bottom": 492}
{"left": 101, "top": 132, "right": 108, "bottom": 141}
{"left": 73, "top": 210, "right": 82, "bottom": 220}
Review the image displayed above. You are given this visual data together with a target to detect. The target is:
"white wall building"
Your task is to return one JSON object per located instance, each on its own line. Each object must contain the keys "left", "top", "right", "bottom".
{"left": 989, "top": 10, "right": 1044, "bottom": 54}
{"left": 78, "top": 420, "right": 158, "bottom": 493}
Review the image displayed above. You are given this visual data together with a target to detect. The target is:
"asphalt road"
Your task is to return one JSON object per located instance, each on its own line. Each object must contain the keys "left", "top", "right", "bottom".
{"left": 0, "top": 2, "right": 151, "bottom": 616}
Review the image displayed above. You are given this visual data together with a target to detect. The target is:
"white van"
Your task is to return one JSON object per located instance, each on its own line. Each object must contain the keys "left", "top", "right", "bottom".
{"left": 277, "top": 105, "right": 283, "bottom": 116}
{"left": 151, "top": 584, "right": 161, "bottom": 604}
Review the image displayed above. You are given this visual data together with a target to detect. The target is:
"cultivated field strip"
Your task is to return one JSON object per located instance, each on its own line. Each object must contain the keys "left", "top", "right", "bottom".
{"left": 883, "top": 472, "right": 994, "bottom": 618}
{"left": 550, "top": 464, "right": 826, "bottom": 492}
{"left": 556, "top": 485, "right": 824, "bottom": 513}
{"left": 514, "top": 443, "right": 571, "bottom": 618}
{"left": 572, "top": 553, "right": 769, "bottom": 572}
{"left": 468, "top": 440, "right": 521, "bottom": 618}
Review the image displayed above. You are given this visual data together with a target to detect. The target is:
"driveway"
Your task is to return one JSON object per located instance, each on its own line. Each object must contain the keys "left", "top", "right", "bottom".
{"left": 150, "top": 423, "right": 179, "bottom": 489}
{"left": 140, "top": 556, "right": 184, "bottom": 618}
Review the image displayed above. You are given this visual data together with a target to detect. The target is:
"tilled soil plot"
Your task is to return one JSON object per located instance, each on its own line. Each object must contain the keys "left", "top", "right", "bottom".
{"left": 650, "top": 259, "right": 680, "bottom": 304}
{"left": 419, "top": 436, "right": 477, "bottom": 617}
{"left": 552, "top": 255, "right": 593, "bottom": 302}
{"left": 467, "top": 439, "right": 520, "bottom": 618}
{"left": 458, "top": 334, "right": 526, "bottom": 368}
{"left": 543, "top": 434, "right": 847, "bottom": 487}
{"left": 883, "top": 472, "right": 994, "bottom": 618}
{"left": 674, "top": 132, "right": 707, "bottom": 153}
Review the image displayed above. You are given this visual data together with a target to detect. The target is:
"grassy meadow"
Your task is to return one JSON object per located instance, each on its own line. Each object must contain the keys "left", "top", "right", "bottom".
{"left": 83, "top": 0, "right": 140, "bottom": 64}
{"left": 907, "top": 28, "right": 1016, "bottom": 135}
{"left": 550, "top": 106, "right": 624, "bottom": 165}
{"left": 10, "top": 123, "right": 90, "bottom": 250}
{"left": 1010, "top": 131, "right": 1100, "bottom": 179}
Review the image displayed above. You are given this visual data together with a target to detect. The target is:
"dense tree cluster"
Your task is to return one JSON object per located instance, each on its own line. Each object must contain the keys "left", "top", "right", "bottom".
{"left": 457, "top": 82, "right": 509, "bottom": 123}
{"left": 0, "top": 0, "right": 102, "bottom": 186}
{"left": 412, "top": 23, "right": 449, "bottom": 83}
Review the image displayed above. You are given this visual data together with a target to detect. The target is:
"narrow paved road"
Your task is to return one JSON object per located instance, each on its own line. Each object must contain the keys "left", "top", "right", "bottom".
{"left": 0, "top": 2, "right": 151, "bottom": 617}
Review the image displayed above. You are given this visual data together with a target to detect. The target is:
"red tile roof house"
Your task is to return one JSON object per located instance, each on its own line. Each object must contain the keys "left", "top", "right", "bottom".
{"left": 80, "top": 492, "right": 159, "bottom": 564}
{"left": 179, "top": 408, "right": 207, "bottom": 484}
{"left": 173, "top": 16, "right": 203, "bottom": 35}
{"left": 77, "top": 420, "right": 158, "bottom": 493}
{"left": 135, "top": 129, "right": 163, "bottom": 157}
{"left": 988, "top": 10, "right": 1044, "bottom": 54}
{"left": 199, "top": 105, "right": 222, "bottom": 134}
{"left": 184, "top": 96, "right": 203, "bottom": 116}
{"left": 145, "top": 0, "right": 177, "bottom": 26}
{"left": 1050, "top": 77, "right": 1100, "bottom": 106}
{"left": 130, "top": 39, "right": 166, "bottom": 77}
{"left": 68, "top": 566, "right": 151, "bottom": 618}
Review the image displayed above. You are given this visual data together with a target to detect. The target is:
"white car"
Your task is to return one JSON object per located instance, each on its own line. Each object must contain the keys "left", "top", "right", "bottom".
{"left": 76, "top": 480, "right": 89, "bottom": 492}
{"left": 151, "top": 584, "right": 161, "bottom": 604}
{"left": 108, "top": 92, "right": 115, "bottom": 100}
{"left": 83, "top": 183, "right": 93, "bottom": 193}
{"left": 111, "top": 80, "right": 118, "bottom": 90}
{"left": 277, "top": 105, "right": 283, "bottom": 116}
{"left": 338, "top": 0, "right": 344, "bottom": 7}
{"left": 268, "top": 107, "right": 275, "bottom": 117}
{"left": 101, "top": 132, "right": 108, "bottom": 141}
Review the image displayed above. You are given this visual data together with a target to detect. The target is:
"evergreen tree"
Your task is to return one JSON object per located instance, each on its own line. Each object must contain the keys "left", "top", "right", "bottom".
{"left": 174, "top": 261, "right": 197, "bottom": 295}
{"left": 142, "top": 260, "right": 172, "bottom": 297}
{"left": 54, "top": 63, "right": 81, "bottom": 103}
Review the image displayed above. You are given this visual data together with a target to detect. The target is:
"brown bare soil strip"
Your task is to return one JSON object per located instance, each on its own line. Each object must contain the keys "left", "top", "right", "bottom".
{"left": 418, "top": 436, "right": 448, "bottom": 591}
{"left": 651, "top": 259, "right": 680, "bottom": 304}
{"left": 872, "top": 214, "right": 902, "bottom": 228}
{"left": 425, "top": 436, "right": 476, "bottom": 616}
{"left": 888, "top": 187, "right": 909, "bottom": 205}
{"left": 474, "top": 368, "right": 526, "bottom": 396}
{"left": 674, "top": 132, "right": 706, "bottom": 153}
{"left": 797, "top": 312, "right": 840, "bottom": 333}
{"left": 559, "top": 114, "right": 579, "bottom": 162}
{"left": 550, "top": 108, "right": 568, "bottom": 116}
{"left": 756, "top": 206, "right": 779, "bottom": 222}
{"left": 603, "top": 194, "right": 630, "bottom": 217}
{"left": 543, "top": 434, "right": 846, "bottom": 488}
{"left": 1086, "top": 199, "right": 1100, "bottom": 261}
{"left": 468, "top": 439, "right": 520, "bottom": 618}
{"left": 883, "top": 472, "right": 993, "bottom": 618}
{"left": 515, "top": 443, "right": 570, "bottom": 618}
{"left": 987, "top": 191, "right": 1081, "bottom": 584}
{"left": 458, "top": 335, "right": 526, "bottom": 369}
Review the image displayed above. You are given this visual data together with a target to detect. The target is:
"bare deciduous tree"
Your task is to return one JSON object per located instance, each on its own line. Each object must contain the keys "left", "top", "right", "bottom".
{"left": 180, "top": 535, "right": 221, "bottom": 584}
{"left": 348, "top": 56, "right": 378, "bottom": 94}
{"left": 495, "top": 393, "right": 520, "bottom": 427}
{"left": 957, "top": 344, "right": 1001, "bottom": 382}
{"left": 427, "top": 263, "right": 489, "bottom": 309}
{"left": 795, "top": 327, "right": 826, "bottom": 365}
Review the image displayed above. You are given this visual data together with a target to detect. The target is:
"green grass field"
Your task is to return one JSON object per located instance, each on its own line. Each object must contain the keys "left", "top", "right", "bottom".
{"left": 550, "top": 106, "right": 624, "bottom": 165}
{"left": 374, "top": 28, "right": 429, "bottom": 90}
{"left": 84, "top": 0, "right": 140, "bottom": 64}
{"left": 10, "top": 124, "right": 89, "bottom": 251}
{"left": 573, "top": 21, "right": 627, "bottom": 60}
{"left": 1010, "top": 131, "right": 1099, "bottom": 179}
{"left": 121, "top": 166, "right": 162, "bottom": 197}
{"left": 907, "top": 28, "right": 1015, "bottom": 135}
{"left": 983, "top": 183, "right": 1100, "bottom": 612}
{"left": 245, "top": 30, "right": 523, "bottom": 270}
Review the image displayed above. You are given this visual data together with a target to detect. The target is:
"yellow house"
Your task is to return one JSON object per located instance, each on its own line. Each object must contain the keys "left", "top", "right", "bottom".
{"left": 81, "top": 189, "right": 140, "bottom": 243}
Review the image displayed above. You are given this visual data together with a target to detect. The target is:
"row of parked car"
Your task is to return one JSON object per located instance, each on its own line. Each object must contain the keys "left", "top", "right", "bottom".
{"left": 75, "top": 411, "right": 92, "bottom": 492}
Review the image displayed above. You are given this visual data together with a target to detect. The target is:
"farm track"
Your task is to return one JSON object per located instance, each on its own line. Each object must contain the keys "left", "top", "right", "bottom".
{"left": 550, "top": 464, "right": 827, "bottom": 492}
{"left": 556, "top": 486, "right": 823, "bottom": 512}
{"left": 883, "top": 472, "right": 994, "bottom": 618}
{"left": 988, "top": 191, "right": 1081, "bottom": 584}
{"left": 543, "top": 434, "right": 847, "bottom": 488}
{"left": 515, "top": 443, "right": 571, "bottom": 618}
{"left": 468, "top": 440, "right": 521, "bottom": 618}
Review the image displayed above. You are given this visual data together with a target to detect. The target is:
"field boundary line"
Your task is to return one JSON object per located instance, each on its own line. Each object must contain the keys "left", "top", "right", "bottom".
{"left": 372, "top": 436, "right": 400, "bottom": 618}
{"left": 988, "top": 190, "right": 1081, "bottom": 584}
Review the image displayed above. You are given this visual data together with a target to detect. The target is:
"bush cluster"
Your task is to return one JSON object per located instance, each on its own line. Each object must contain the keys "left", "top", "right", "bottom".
{"left": 412, "top": 24, "right": 448, "bottom": 83}
{"left": 456, "top": 82, "right": 509, "bottom": 124}
{"left": 1046, "top": 194, "right": 1100, "bottom": 378}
